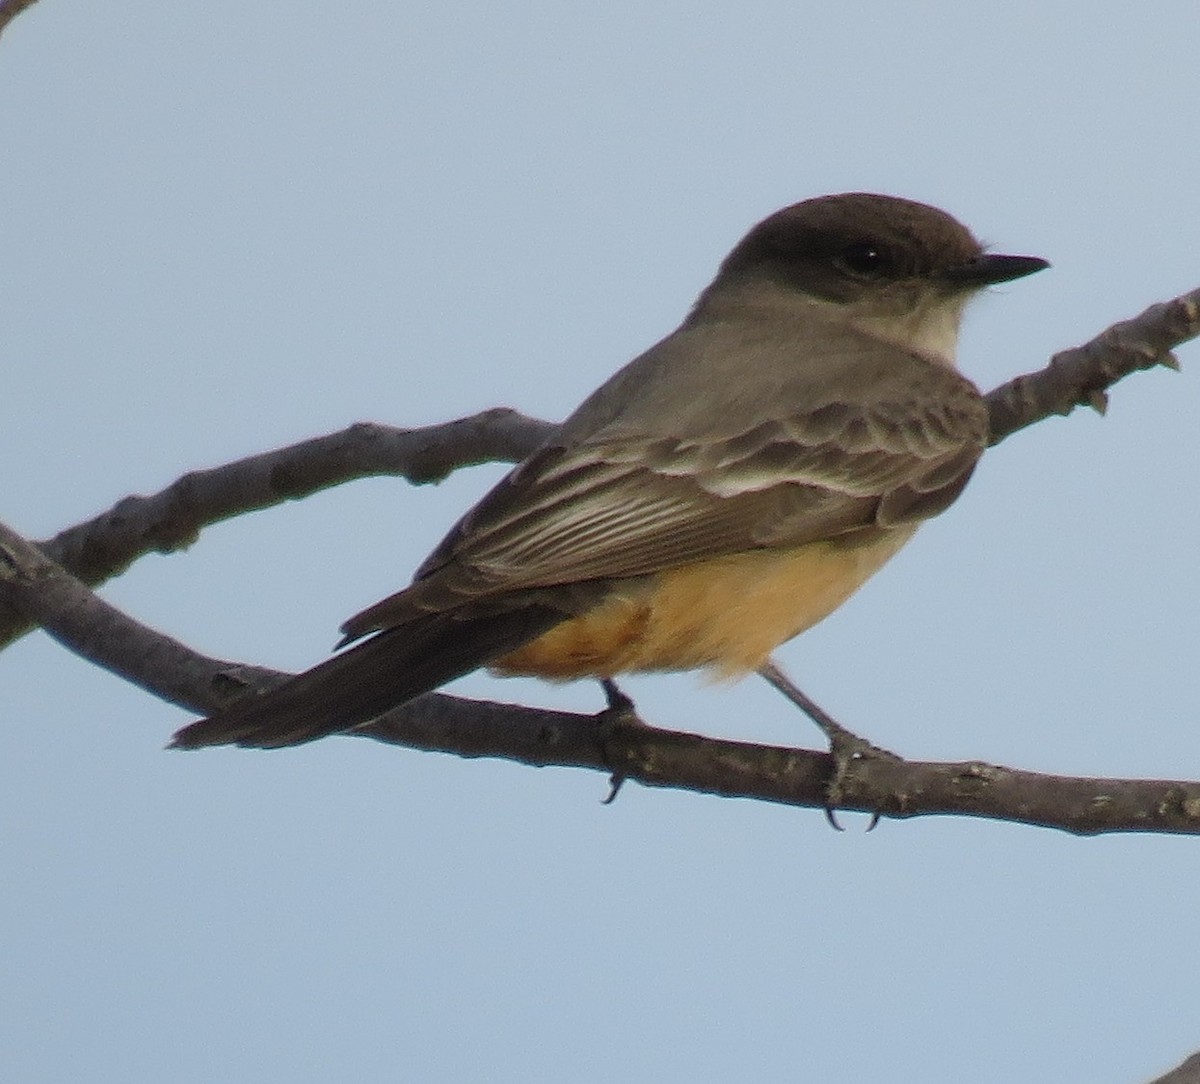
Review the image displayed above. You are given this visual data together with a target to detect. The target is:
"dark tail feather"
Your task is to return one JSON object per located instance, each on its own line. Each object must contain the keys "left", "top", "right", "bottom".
{"left": 169, "top": 606, "right": 566, "bottom": 750}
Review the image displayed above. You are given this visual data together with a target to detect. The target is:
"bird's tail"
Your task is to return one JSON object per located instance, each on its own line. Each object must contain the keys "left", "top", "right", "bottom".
{"left": 169, "top": 605, "right": 566, "bottom": 750}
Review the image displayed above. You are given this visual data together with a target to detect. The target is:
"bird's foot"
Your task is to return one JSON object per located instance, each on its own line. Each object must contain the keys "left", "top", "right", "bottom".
{"left": 818, "top": 728, "right": 900, "bottom": 831}
{"left": 596, "top": 678, "right": 642, "bottom": 804}
{"left": 756, "top": 659, "right": 899, "bottom": 829}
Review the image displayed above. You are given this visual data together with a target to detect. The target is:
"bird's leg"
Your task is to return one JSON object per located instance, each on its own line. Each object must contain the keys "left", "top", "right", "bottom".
{"left": 596, "top": 678, "right": 641, "bottom": 804}
{"left": 756, "top": 657, "right": 898, "bottom": 828}
{"left": 757, "top": 659, "right": 866, "bottom": 748}
{"left": 600, "top": 677, "right": 636, "bottom": 716}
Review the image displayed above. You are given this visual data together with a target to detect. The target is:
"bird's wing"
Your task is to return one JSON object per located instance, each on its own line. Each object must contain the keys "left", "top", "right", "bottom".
{"left": 341, "top": 350, "right": 987, "bottom": 640}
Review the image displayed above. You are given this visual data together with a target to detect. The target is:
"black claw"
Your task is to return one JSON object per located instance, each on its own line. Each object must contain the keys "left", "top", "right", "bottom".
{"left": 602, "top": 772, "right": 626, "bottom": 805}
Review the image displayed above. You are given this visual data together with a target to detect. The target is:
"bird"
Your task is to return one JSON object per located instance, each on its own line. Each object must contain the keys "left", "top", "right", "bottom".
{"left": 170, "top": 192, "right": 1046, "bottom": 751}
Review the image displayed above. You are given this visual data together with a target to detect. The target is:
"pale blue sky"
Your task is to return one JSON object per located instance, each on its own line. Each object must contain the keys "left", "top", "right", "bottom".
{"left": 3, "top": 3, "right": 1200, "bottom": 1081}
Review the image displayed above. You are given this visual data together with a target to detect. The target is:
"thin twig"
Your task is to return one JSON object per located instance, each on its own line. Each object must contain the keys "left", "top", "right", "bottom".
{"left": 0, "top": 411, "right": 554, "bottom": 647}
{"left": 987, "top": 288, "right": 1199, "bottom": 444}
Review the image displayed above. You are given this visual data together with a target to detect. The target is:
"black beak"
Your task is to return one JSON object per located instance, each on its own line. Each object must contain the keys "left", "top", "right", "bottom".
{"left": 940, "top": 253, "right": 1050, "bottom": 287}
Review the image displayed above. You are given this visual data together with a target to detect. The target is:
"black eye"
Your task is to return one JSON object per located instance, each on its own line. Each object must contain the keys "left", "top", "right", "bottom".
{"left": 835, "top": 242, "right": 892, "bottom": 277}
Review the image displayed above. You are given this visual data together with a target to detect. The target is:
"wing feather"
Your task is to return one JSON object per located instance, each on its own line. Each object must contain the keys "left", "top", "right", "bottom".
{"left": 341, "top": 346, "right": 987, "bottom": 642}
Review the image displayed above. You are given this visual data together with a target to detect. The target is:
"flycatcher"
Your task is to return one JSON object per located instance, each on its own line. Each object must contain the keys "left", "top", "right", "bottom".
{"left": 171, "top": 193, "right": 1046, "bottom": 750}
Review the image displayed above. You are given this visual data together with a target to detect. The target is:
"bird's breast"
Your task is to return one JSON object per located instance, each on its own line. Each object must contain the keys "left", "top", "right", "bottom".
{"left": 490, "top": 524, "right": 917, "bottom": 681}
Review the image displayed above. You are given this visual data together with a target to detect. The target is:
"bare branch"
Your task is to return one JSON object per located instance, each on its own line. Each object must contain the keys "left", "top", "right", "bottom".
{"left": 0, "top": 0, "right": 40, "bottom": 40}
{"left": 3, "top": 288, "right": 1200, "bottom": 831}
{"left": 361, "top": 699, "right": 1200, "bottom": 836}
{"left": 5, "top": 517, "right": 1200, "bottom": 835}
{"left": 0, "top": 410, "right": 553, "bottom": 647}
{"left": 1146, "top": 1052, "right": 1200, "bottom": 1084}
{"left": 987, "top": 287, "right": 1199, "bottom": 444}
{"left": 0, "top": 520, "right": 277, "bottom": 711}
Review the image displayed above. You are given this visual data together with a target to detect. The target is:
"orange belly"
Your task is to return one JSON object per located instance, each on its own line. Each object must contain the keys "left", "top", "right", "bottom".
{"left": 491, "top": 525, "right": 916, "bottom": 680}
